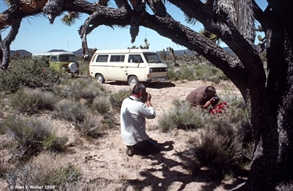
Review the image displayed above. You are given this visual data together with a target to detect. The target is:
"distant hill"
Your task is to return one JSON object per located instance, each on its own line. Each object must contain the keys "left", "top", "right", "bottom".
{"left": 10, "top": 49, "right": 32, "bottom": 57}
{"left": 9, "top": 47, "right": 235, "bottom": 58}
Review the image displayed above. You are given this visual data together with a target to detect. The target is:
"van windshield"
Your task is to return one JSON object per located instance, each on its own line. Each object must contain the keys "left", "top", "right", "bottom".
{"left": 59, "top": 55, "right": 77, "bottom": 62}
{"left": 143, "top": 53, "right": 162, "bottom": 63}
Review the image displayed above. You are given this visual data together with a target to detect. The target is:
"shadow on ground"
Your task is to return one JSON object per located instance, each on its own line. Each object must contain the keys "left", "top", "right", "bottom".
{"left": 125, "top": 141, "right": 248, "bottom": 191}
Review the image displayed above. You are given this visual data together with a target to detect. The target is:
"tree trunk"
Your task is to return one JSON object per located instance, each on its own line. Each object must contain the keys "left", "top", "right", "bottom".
{"left": 241, "top": 0, "right": 293, "bottom": 190}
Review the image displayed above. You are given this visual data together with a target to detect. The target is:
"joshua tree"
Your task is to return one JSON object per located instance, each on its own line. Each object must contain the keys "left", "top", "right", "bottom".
{"left": 0, "top": 0, "right": 292, "bottom": 190}
{"left": 167, "top": 47, "right": 178, "bottom": 66}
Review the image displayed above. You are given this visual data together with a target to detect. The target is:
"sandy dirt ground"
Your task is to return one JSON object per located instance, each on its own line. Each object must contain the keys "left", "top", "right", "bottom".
{"left": 0, "top": 80, "right": 246, "bottom": 191}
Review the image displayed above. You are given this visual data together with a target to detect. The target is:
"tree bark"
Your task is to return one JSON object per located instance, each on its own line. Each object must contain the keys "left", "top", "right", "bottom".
{"left": 0, "top": 19, "right": 21, "bottom": 69}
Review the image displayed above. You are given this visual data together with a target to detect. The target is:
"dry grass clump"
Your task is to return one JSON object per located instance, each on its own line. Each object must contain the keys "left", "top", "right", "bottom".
{"left": 74, "top": 113, "right": 102, "bottom": 138}
{"left": 92, "top": 95, "right": 111, "bottom": 114}
{"left": 109, "top": 89, "right": 131, "bottom": 111}
{"left": 167, "top": 62, "right": 228, "bottom": 83}
{"left": 191, "top": 124, "right": 243, "bottom": 168}
{"left": 53, "top": 78, "right": 108, "bottom": 102}
{"left": 158, "top": 99, "right": 205, "bottom": 132}
{"left": 52, "top": 99, "right": 103, "bottom": 138}
{"left": 52, "top": 99, "right": 87, "bottom": 124}
{"left": 6, "top": 152, "right": 81, "bottom": 190}
{"left": 2, "top": 116, "right": 68, "bottom": 161}
{"left": 9, "top": 88, "right": 59, "bottom": 115}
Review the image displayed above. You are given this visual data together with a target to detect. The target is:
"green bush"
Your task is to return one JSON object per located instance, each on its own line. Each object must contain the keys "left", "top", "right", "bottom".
{"left": 52, "top": 99, "right": 87, "bottom": 124}
{"left": 109, "top": 89, "right": 131, "bottom": 111}
{"left": 0, "top": 58, "right": 62, "bottom": 93}
{"left": 2, "top": 116, "right": 67, "bottom": 161}
{"left": 9, "top": 88, "right": 59, "bottom": 115}
{"left": 6, "top": 153, "right": 80, "bottom": 190}
{"left": 158, "top": 99, "right": 205, "bottom": 132}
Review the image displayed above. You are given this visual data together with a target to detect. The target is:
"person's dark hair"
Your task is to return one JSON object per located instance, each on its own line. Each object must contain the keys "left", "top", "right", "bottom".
{"left": 205, "top": 86, "right": 216, "bottom": 95}
{"left": 132, "top": 83, "right": 146, "bottom": 94}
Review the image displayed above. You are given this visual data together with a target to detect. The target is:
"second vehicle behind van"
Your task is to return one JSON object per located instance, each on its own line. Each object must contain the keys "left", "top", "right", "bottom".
{"left": 89, "top": 49, "right": 168, "bottom": 85}
{"left": 32, "top": 51, "right": 79, "bottom": 76}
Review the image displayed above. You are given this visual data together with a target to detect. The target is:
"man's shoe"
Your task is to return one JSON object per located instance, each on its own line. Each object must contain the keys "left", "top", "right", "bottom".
{"left": 126, "top": 146, "right": 134, "bottom": 157}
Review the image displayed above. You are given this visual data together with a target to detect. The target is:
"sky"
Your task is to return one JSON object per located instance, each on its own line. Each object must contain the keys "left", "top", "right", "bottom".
{"left": 0, "top": 0, "right": 268, "bottom": 53}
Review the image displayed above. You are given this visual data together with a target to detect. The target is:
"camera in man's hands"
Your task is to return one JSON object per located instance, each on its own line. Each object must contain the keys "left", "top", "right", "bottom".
{"left": 213, "top": 95, "right": 220, "bottom": 102}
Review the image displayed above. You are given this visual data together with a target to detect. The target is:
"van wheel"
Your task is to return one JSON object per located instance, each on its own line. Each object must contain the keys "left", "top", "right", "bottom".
{"left": 128, "top": 76, "right": 138, "bottom": 86}
{"left": 96, "top": 74, "right": 105, "bottom": 84}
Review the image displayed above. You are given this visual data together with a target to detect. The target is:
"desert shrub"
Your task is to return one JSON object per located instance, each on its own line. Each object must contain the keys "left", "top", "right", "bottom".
{"left": 92, "top": 95, "right": 111, "bottom": 114}
{"left": 6, "top": 152, "right": 80, "bottom": 190}
{"left": 2, "top": 116, "right": 68, "bottom": 161}
{"left": 109, "top": 89, "right": 131, "bottom": 111}
{"left": 74, "top": 113, "right": 102, "bottom": 138}
{"left": 0, "top": 58, "right": 62, "bottom": 93}
{"left": 190, "top": 124, "right": 243, "bottom": 175}
{"left": 158, "top": 99, "right": 205, "bottom": 132}
{"left": 100, "top": 113, "right": 118, "bottom": 130}
{"left": 167, "top": 62, "right": 228, "bottom": 83}
{"left": 9, "top": 88, "right": 59, "bottom": 115}
{"left": 52, "top": 99, "right": 87, "bottom": 125}
{"left": 53, "top": 78, "right": 107, "bottom": 102}
{"left": 77, "top": 60, "right": 89, "bottom": 76}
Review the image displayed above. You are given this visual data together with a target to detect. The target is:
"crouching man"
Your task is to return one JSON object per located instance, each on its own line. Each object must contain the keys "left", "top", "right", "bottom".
{"left": 120, "top": 83, "right": 160, "bottom": 157}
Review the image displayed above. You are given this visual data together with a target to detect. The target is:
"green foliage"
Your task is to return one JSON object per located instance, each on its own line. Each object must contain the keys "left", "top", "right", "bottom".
{"left": 109, "top": 89, "right": 131, "bottom": 111}
{"left": 53, "top": 78, "right": 107, "bottom": 102}
{"left": 52, "top": 99, "right": 87, "bottom": 124}
{"left": 158, "top": 99, "right": 205, "bottom": 132}
{"left": 6, "top": 153, "right": 81, "bottom": 189}
{"left": 0, "top": 58, "right": 62, "bottom": 93}
{"left": 9, "top": 88, "right": 59, "bottom": 115}
{"left": 199, "top": 28, "right": 221, "bottom": 44}
{"left": 2, "top": 116, "right": 67, "bottom": 161}
{"left": 61, "top": 12, "right": 80, "bottom": 26}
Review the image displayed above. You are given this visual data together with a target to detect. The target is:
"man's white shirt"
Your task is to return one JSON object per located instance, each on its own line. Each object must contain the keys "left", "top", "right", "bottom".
{"left": 120, "top": 96, "right": 156, "bottom": 146}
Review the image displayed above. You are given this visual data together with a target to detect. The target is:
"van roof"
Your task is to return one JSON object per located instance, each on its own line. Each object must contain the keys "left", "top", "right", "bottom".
{"left": 32, "top": 51, "right": 75, "bottom": 56}
{"left": 94, "top": 49, "right": 157, "bottom": 54}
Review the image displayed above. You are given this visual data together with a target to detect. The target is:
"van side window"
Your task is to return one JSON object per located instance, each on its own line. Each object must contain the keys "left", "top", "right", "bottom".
{"left": 128, "top": 55, "right": 143, "bottom": 63}
{"left": 110, "top": 55, "right": 125, "bottom": 62}
{"left": 50, "top": 56, "right": 58, "bottom": 62}
{"left": 96, "top": 55, "right": 108, "bottom": 62}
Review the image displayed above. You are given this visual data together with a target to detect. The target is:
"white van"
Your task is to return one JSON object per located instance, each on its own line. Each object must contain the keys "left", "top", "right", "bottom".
{"left": 89, "top": 49, "right": 168, "bottom": 85}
